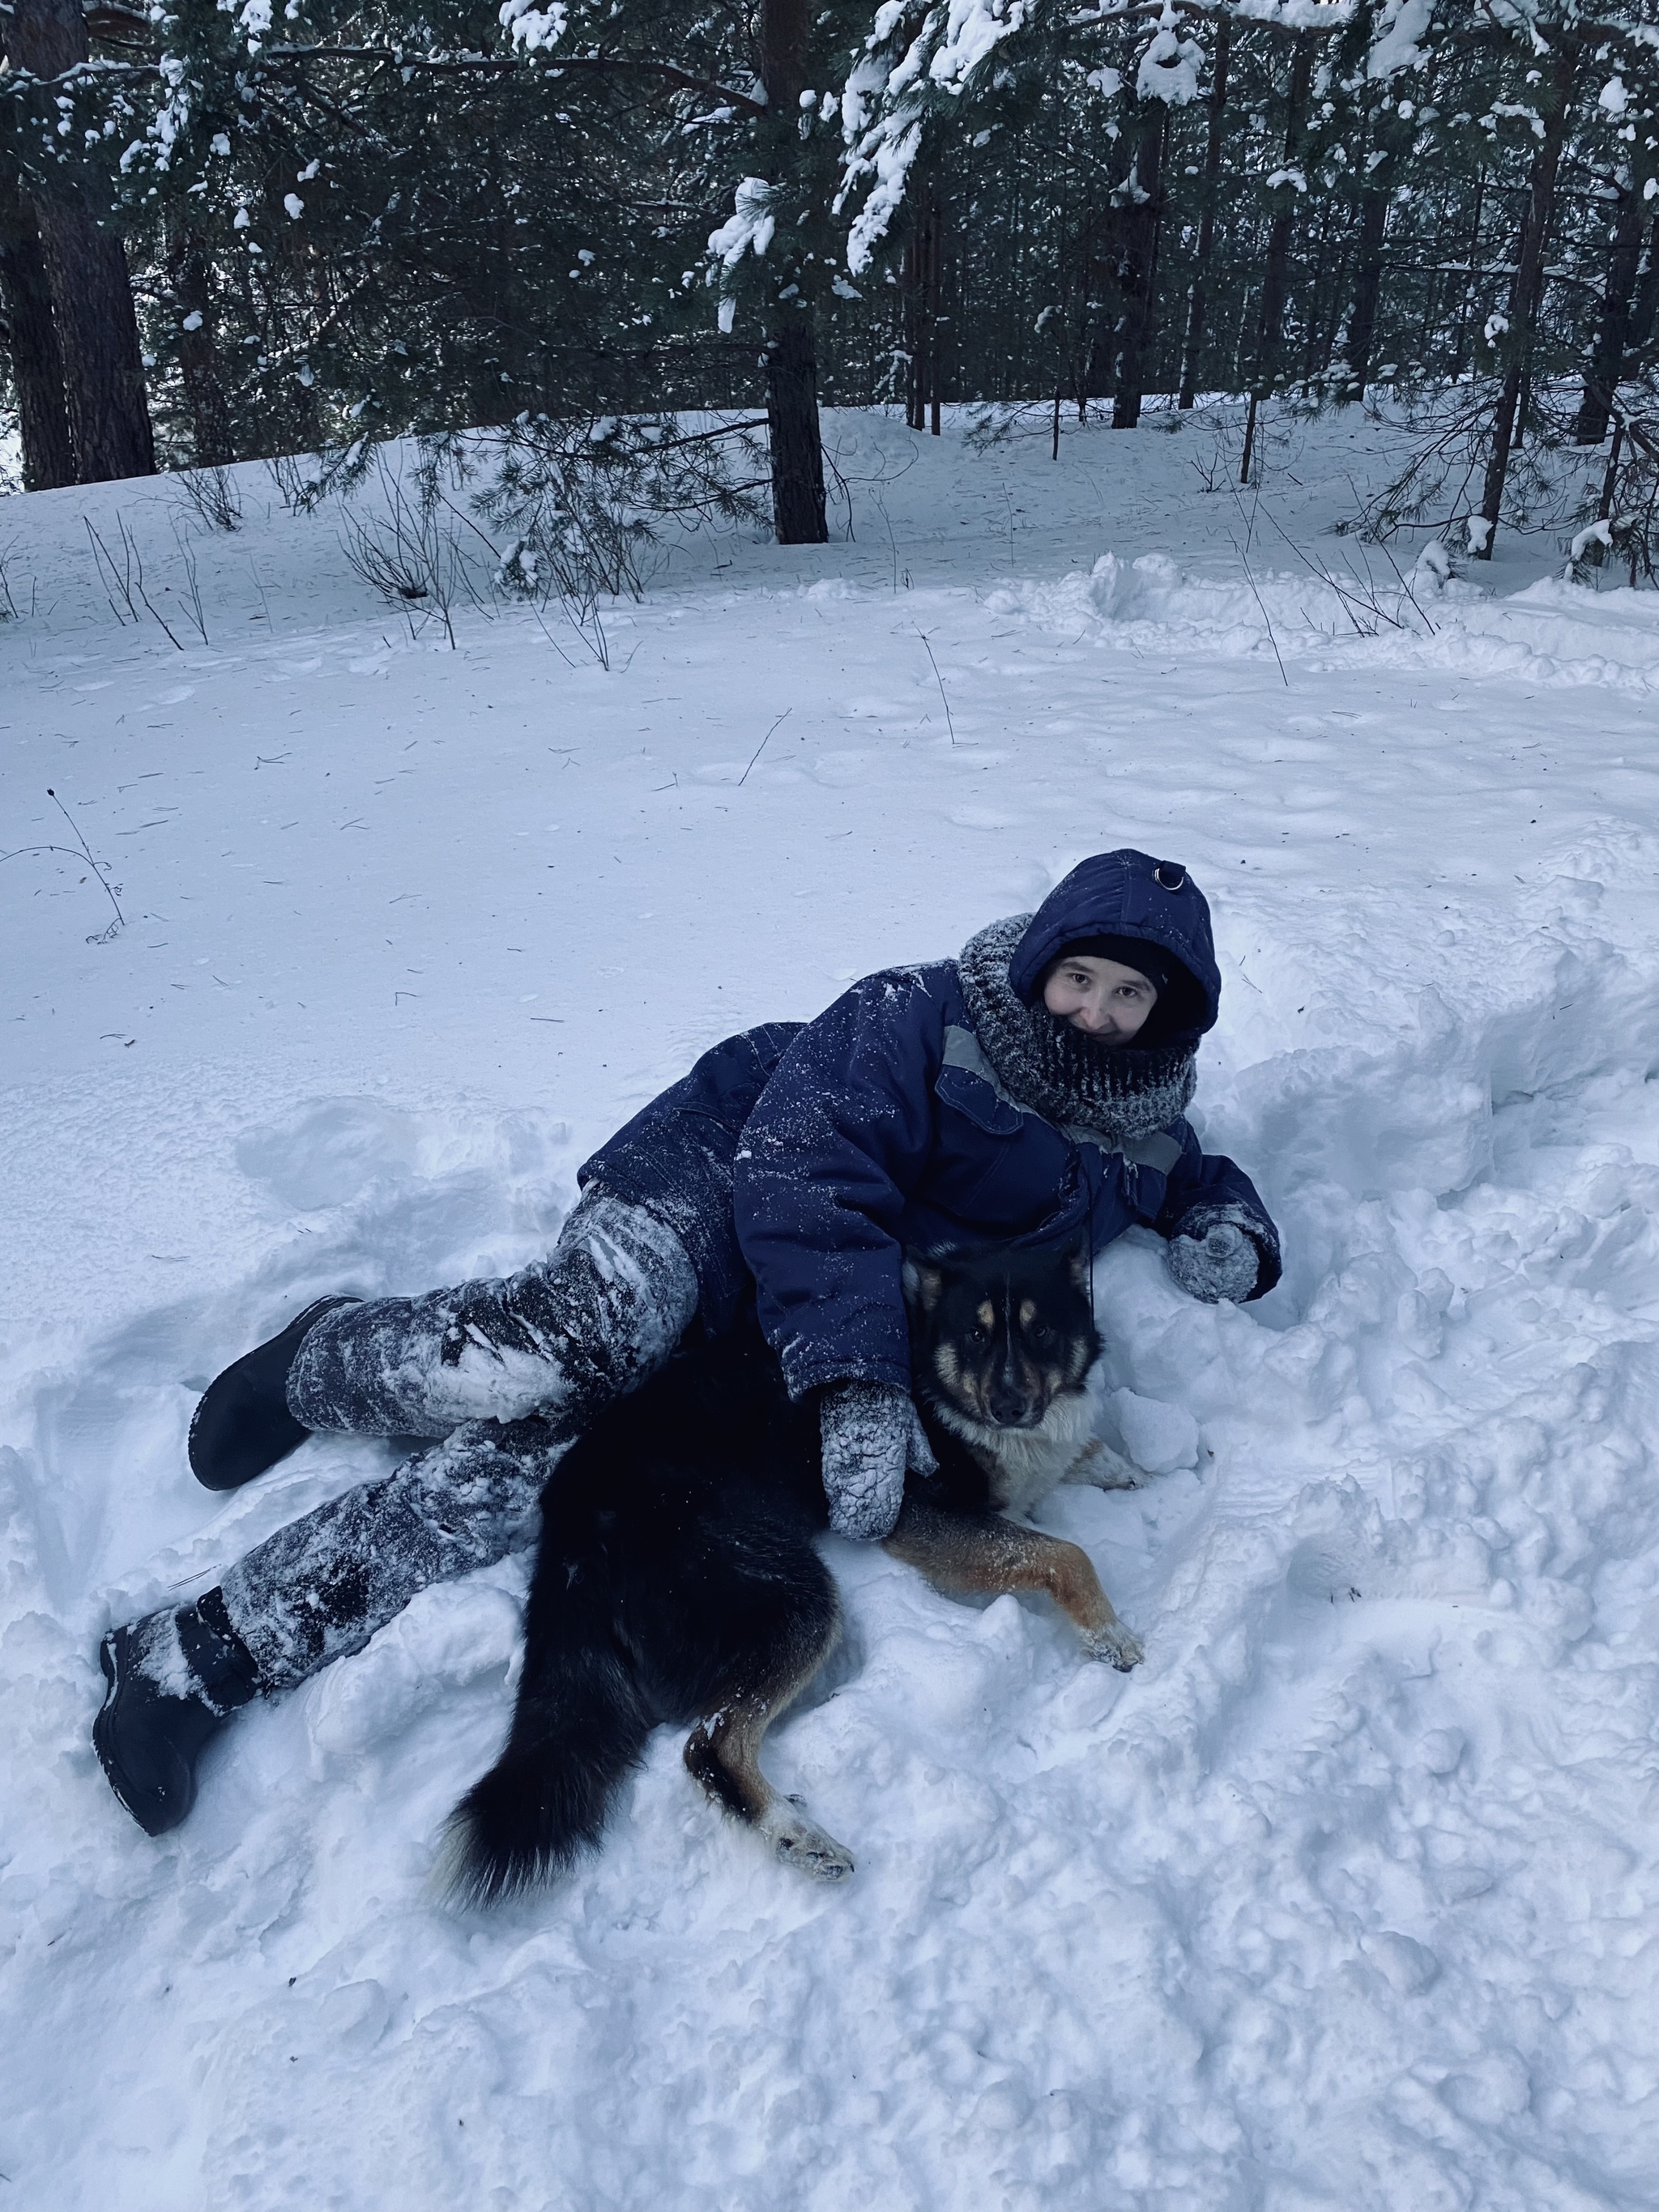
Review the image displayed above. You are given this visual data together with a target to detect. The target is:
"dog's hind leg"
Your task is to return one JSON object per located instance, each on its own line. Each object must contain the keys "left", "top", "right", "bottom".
{"left": 682, "top": 1596, "right": 855, "bottom": 1883}
{"left": 885, "top": 1500, "right": 1144, "bottom": 1670}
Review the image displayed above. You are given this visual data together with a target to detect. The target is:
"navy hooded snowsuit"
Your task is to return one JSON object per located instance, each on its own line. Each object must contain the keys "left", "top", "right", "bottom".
{"left": 582, "top": 849, "right": 1280, "bottom": 1400}
{"left": 202, "top": 850, "right": 1280, "bottom": 1698}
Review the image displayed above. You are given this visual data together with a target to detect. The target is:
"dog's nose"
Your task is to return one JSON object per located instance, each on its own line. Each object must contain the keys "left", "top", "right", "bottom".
{"left": 987, "top": 1369, "right": 1038, "bottom": 1427}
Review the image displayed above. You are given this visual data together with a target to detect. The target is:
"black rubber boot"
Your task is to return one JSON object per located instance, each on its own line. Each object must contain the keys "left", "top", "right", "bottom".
{"left": 93, "top": 1589, "right": 262, "bottom": 1836}
{"left": 188, "top": 1295, "right": 358, "bottom": 1491}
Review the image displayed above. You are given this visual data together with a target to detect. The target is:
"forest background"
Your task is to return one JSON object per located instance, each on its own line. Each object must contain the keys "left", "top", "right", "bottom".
{"left": 2, "top": 0, "right": 1657, "bottom": 582}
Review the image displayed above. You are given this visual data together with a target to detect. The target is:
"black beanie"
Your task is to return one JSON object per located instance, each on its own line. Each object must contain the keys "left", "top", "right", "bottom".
{"left": 1053, "top": 934, "right": 1178, "bottom": 994}
{"left": 1047, "top": 934, "right": 1206, "bottom": 1044}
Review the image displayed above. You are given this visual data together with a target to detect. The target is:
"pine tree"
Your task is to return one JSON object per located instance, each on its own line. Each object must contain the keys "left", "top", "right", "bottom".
{"left": 2, "top": 0, "right": 1654, "bottom": 576}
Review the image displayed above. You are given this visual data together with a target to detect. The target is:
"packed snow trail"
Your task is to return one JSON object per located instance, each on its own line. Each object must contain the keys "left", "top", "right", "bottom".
{"left": 2, "top": 407, "right": 1656, "bottom": 2210}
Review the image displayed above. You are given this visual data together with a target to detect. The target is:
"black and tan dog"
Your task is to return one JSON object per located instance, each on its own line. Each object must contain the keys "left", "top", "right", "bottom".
{"left": 439, "top": 1242, "right": 1142, "bottom": 1903}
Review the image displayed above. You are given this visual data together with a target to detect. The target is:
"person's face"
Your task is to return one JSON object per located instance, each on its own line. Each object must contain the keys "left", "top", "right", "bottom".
{"left": 1042, "top": 954, "right": 1158, "bottom": 1043}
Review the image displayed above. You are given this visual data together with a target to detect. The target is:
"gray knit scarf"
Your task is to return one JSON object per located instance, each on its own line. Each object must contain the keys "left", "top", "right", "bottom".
{"left": 957, "top": 914, "right": 1197, "bottom": 1146}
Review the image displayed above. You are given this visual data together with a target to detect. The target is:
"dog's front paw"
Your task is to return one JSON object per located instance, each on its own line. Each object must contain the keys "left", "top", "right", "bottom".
{"left": 1083, "top": 1618, "right": 1144, "bottom": 1671}
{"left": 765, "top": 1796, "right": 856, "bottom": 1882}
{"left": 1071, "top": 1438, "right": 1142, "bottom": 1491}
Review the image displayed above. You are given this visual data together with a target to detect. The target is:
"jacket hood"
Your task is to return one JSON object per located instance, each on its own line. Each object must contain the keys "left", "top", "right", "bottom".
{"left": 1007, "top": 850, "right": 1222, "bottom": 1039}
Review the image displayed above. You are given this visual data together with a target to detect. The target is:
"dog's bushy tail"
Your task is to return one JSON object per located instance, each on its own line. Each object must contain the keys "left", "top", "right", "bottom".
{"left": 435, "top": 1608, "right": 651, "bottom": 1907}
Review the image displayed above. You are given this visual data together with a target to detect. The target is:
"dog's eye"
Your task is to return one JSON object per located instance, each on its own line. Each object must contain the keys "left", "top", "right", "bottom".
{"left": 1026, "top": 1320, "right": 1054, "bottom": 1346}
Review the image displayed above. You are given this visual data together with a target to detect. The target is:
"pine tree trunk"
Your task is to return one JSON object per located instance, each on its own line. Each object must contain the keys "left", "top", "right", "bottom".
{"left": 167, "top": 226, "right": 237, "bottom": 466}
{"left": 765, "top": 320, "right": 827, "bottom": 543}
{"left": 903, "top": 216, "right": 925, "bottom": 429}
{"left": 906, "top": 187, "right": 945, "bottom": 433}
{"left": 0, "top": 164, "right": 74, "bottom": 489}
{"left": 1452, "top": 169, "right": 1486, "bottom": 377}
{"left": 1573, "top": 188, "right": 1645, "bottom": 445}
{"left": 760, "top": 0, "right": 808, "bottom": 109}
{"left": 1239, "top": 37, "right": 1312, "bottom": 482}
{"left": 1596, "top": 420, "right": 1623, "bottom": 527}
{"left": 1342, "top": 185, "right": 1388, "bottom": 399}
{"left": 1112, "top": 104, "right": 1166, "bottom": 430}
{"left": 1308, "top": 215, "right": 1348, "bottom": 387}
{"left": 1299, "top": 221, "right": 1331, "bottom": 390}
{"left": 928, "top": 188, "right": 945, "bottom": 436}
{"left": 1249, "top": 36, "right": 1313, "bottom": 407}
{"left": 6, "top": 0, "right": 155, "bottom": 482}
{"left": 1083, "top": 208, "right": 1113, "bottom": 402}
{"left": 758, "top": 0, "right": 826, "bottom": 543}
{"left": 1240, "top": 390, "right": 1260, "bottom": 484}
{"left": 1231, "top": 284, "right": 1256, "bottom": 391}
{"left": 1626, "top": 215, "right": 1659, "bottom": 362}
{"left": 1179, "top": 12, "right": 1231, "bottom": 410}
{"left": 1474, "top": 40, "right": 1577, "bottom": 558}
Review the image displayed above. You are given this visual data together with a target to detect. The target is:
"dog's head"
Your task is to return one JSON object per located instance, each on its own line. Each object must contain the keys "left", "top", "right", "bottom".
{"left": 903, "top": 1242, "right": 1099, "bottom": 1431}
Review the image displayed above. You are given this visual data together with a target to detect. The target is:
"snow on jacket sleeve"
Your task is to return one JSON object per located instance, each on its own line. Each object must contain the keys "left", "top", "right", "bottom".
{"left": 734, "top": 970, "right": 944, "bottom": 1400}
{"left": 1154, "top": 1119, "right": 1283, "bottom": 1300}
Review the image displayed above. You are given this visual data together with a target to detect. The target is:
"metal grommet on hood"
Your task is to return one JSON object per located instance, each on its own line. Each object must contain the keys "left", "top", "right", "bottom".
{"left": 1154, "top": 862, "right": 1186, "bottom": 892}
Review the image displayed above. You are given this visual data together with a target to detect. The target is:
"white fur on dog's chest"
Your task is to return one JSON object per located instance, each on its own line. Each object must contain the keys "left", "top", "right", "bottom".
{"left": 932, "top": 1378, "right": 1110, "bottom": 1519}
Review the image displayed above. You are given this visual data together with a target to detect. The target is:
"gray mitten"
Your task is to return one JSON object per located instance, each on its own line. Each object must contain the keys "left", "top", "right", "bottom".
{"left": 1166, "top": 1219, "right": 1260, "bottom": 1304}
{"left": 819, "top": 1381, "right": 936, "bottom": 1541}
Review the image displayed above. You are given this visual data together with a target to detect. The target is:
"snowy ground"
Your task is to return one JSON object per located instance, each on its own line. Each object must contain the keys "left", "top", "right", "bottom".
{"left": 2, "top": 403, "right": 1657, "bottom": 2210}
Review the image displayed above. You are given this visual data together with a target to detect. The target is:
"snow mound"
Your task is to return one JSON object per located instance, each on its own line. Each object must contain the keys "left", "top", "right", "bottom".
{"left": 1106, "top": 1387, "right": 1200, "bottom": 1475}
{"left": 991, "top": 550, "right": 1659, "bottom": 694}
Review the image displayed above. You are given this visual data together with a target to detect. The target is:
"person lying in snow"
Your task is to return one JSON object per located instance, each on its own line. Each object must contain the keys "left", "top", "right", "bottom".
{"left": 95, "top": 847, "right": 1281, "bottom": 1836}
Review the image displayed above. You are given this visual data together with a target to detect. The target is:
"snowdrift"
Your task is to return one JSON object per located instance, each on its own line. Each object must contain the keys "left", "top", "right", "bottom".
{"left": 993, "top": 549, "right": 1659, "bottom": 698}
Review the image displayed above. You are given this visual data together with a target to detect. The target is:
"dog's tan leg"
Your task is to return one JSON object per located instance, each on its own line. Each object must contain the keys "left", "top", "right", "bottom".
{"left": 683, "top": 1628, "right": 855, "bottom": 1882}
{"left": 884, "top": 1500, "right": 1144, "bottom": 1669}
{"left": 1063, "top": 1435, "right": 1142, "bottom": 1491}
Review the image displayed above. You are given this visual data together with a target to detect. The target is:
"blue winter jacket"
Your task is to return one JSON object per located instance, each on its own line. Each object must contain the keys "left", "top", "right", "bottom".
{"left": 731, "top": 850, "right": 1280, "bottom": 1400}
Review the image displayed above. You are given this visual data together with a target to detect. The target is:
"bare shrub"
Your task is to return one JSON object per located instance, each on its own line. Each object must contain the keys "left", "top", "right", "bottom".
{"left": 266, "top": 452, "right": 326, "bottom": 514}
{"left": 173, "top": 463, "right": 241, "bottom": 532}
{"left": 83, "top": 512, "right": 207, "bottom": 648}
{"left": 338, "top": 451, "right": 467, "bottom": 648}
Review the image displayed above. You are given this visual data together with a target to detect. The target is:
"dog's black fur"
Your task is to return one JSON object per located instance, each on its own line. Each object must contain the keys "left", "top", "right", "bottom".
{"left": 440, "top": 1242, "right": 1141, "bottom": 1905}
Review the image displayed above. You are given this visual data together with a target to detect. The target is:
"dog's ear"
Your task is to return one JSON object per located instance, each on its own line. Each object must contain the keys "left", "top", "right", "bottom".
{"left": 1066, "top": 1238, "right": 1090, "bottom": 1295}
{"left": 903, "top": 1259, "right": 944, "bottom": 1313}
